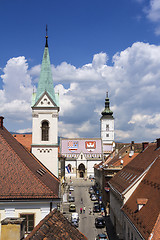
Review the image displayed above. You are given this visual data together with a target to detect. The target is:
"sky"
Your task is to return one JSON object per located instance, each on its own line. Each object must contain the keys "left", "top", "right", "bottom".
{"left": 1, "top": 0, "right": 160, "bottom": 143}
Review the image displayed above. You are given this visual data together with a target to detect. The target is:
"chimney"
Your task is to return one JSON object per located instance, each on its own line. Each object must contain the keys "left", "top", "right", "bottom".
{"left": 142, "top": 142, "right": 149, "bottom": 151}
{"left": 129, "top": 141, "right": 134, "bottom": 157}
{"left": 157, "top": 138, "right": 160, "bottom": 149}
{"left": 1, "top": 217, "right": 25, "bottom": 240}
{"left": 131, "top": 141, "right": 134, "bottom": 151}
{"left": 0, "top": 116, "right": 4, "bottom": 129}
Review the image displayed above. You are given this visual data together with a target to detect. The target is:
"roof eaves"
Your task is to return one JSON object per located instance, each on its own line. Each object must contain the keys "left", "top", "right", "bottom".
{"left": 108, "top": 181, "right": 123, "bottom": 199}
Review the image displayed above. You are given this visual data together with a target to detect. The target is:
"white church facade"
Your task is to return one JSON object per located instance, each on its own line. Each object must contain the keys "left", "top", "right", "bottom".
{"left": 61, "top": 138, "right": 103, "bottom": 178}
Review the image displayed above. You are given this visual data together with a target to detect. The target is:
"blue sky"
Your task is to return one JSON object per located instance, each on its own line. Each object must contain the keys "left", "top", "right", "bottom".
{"left": 1, "top": 0, "right": 160, "bottom": 143}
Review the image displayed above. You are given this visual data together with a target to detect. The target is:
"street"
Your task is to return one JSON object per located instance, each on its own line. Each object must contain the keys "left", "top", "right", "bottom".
{"left": 62, "top": 178, "right": 109, "bottom": 240}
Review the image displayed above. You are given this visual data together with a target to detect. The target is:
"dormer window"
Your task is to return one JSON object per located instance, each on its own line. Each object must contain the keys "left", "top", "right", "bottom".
{"left": 41, "top": 121, "right": 49, "bottom": 141}
{"left": 137, "top": 198, "right": 148, "bottom": 211}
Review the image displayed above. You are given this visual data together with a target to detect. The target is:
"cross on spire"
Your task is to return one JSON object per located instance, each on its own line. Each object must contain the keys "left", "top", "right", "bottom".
{"left": 45, "top": 24, "right": 48, "bottom": 48}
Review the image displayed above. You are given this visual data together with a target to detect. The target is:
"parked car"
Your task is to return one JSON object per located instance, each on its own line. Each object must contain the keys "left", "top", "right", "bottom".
{"left": 95, "top": 233, "right": 108, "bottom": 239}
{"left": 68, "top": 196, "right": 75, "bottom": 202}
{"left": 94, "top": 201, "right": 99, "bottom": 206}
{"left": 95, "top": 217, "right": 105, "bottom": 228}
{"left": 90, "top": 192, "right": 95, "bottom": 198}
{"left": 71, "top": 219, "right": 79, "bottom": 227}
{"left": 71, "top": 212, "right": 79, "bottom": 222}
{"left": 89, "top": 188, "right": 95, "bottom": 194}
{"left": 91, "top": 194, "right": 97, "bottom": 201}
{"left": 69, "top": 204, "right": 76, "bottom": 212}
{"left": 93, "top": 205, "right": 101, "bottom": 213}
{"left": 89, "top": 175, "right": 95, "bottom": 179}
{"left": 69, "top": 186, "right": 74, "bottom": 191}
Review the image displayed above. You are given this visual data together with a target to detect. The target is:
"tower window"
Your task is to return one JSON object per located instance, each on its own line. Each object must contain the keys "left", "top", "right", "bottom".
{"left": 41, "top": 121, "right": 49, "bottom": 141}
{"left": 106, "top": 134, "right": 109, "bottom": 137}
{"left": 106, "top": 124, "right": 109, "bottom": 130}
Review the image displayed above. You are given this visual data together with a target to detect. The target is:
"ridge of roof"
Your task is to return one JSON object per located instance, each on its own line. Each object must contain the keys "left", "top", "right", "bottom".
{"left": 61, "top": 137, "right": 101, "bottom": 140}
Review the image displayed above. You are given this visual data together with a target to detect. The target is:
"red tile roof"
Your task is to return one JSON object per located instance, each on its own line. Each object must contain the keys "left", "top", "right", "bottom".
{"left": 13, "top": 134, "right": 32, "bottom": 151}
{"left": 113, "top": 153, "right": 139, "bottom": 167}
{"left": 25, "top": 209, "right": 87, "bottom": 240}
{"left": 0, "top": 126, "right": 60, "bottom": 199}
{"left": 122, "top": 155, "right": 160, "bottom": 239}
{"left": 109, "top": 143, "right": 158, "bottom": 194}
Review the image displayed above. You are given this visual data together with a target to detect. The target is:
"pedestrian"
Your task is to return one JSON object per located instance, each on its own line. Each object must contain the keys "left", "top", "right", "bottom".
{"left": 81, "top": 198, "right": 83, "bottom": 204}
{"left": 89, "top": 208, "right": 92, "bottom": 215}
{"left": 80, "top": 207, "right": 82, "bottom": 214}
{"left": 83, "top": 206, "right": 85, "bottom": 213}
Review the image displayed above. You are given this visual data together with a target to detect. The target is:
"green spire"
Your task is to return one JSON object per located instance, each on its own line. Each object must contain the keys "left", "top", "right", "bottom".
{"left": 101, "top": 92, "right": 114, "bottom": 118}
{"left": 34, "top": 27, "right": 58, "bottom": 106}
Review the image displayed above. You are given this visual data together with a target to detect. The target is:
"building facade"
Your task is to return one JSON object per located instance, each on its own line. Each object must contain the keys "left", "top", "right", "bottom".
{"left": 61, "top": 138, "right": 103, "bottom": 178}
{"left": 31, "top": 33, "right": 59, "bottom": 177}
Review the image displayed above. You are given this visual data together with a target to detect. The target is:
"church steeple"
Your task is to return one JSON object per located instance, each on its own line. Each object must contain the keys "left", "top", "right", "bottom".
{"left": 101, "top": 92, "right": 113, "bottom": 118}
{"left": 100, "top": 91, "right": 115, "bottom": 157}
{"left": 31, "top": 28, "right": 59, "bottom": 177}
{"left": 33, "top": 26, "right": 58, "bottom": 106}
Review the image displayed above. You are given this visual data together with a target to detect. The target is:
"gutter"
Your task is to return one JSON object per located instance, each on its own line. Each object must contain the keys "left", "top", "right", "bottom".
{"left": 108, "top": 182, "right": 123, "bottom": 199}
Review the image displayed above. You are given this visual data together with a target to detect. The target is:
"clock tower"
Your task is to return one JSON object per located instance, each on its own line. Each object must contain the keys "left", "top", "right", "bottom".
{"left": 31, "top": 29, "right": 59, "bottom": 177}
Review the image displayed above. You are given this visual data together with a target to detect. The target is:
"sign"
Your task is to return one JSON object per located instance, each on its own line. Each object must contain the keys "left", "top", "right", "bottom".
{"left": 68, "top": 141, "right": 78, "bottom": 152}
{"left": 85, "top": 141, "right": 96, "bottom": 152}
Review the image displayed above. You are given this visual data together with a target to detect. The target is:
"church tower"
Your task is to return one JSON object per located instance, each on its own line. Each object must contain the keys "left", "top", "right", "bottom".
{"left": 31, "top": 28, "right": 59, "bottom": 177}
{"left": 100, "top": 92, "right": 114, "bottom": 156}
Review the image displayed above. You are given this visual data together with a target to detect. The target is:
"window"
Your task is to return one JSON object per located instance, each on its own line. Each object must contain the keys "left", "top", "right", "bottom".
{"left": 131, "top": 232, "right": 133, "bottom": 240}
{"left": 128, "top": 227, "right": 130, "bottom": 239}
{"left": 20, "top": 214, "right": 34, "bottom": 233}
{"left": 42, "top": 121, "right": 49, "bottom": 141}
{"left": 106, "top": 124, "right": 109, "bottom": 130}
{"left": 106, "top": 134, "right": 109, "bottom": 137}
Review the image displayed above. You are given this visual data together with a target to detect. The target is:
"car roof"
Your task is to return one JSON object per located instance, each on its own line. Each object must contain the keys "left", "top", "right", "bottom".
{"left": 98, "top": 233, "right": 107, "bottom": 237}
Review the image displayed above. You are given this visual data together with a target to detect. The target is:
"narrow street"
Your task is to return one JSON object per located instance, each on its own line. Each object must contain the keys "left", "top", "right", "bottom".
{"left": 62, "top": 178, "right": 109, "bottom": 240}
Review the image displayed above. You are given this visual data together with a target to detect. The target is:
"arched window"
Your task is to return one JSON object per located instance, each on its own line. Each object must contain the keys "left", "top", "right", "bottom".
{"left": 41, "top": 121, "right": 49, "bottom": 141}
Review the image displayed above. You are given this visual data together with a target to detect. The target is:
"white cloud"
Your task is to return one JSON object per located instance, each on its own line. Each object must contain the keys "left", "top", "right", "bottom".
{"left": 0, "top": 56, "right": 33, "bottom": 131}
{"left": 1, "top": 42, "right": 160, "bottom": 142}
{"left": 147, "top": 0, "right": 160, "bottom": 22}
{"left": 144, "top": 0, "right": 160, "bottom": 35}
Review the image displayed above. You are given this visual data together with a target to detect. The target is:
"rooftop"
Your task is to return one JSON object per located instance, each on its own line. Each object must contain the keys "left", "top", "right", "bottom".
{"left": 25, "top": 209, "right": 87, "bottom": 240}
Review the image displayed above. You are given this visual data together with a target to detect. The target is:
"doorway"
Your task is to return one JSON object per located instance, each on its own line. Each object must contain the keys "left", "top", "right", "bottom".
{"left": 78, "top": 163, "right": 85, "bottom": 178}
